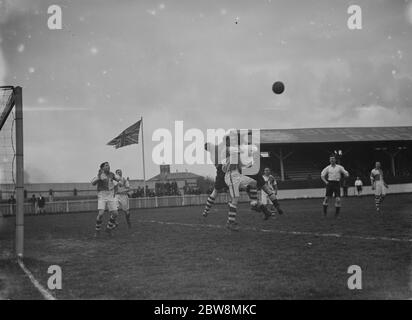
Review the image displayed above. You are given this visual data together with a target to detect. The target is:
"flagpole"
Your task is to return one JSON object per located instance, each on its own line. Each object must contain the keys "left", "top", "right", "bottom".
{"left": 141, "top": 116, "right": 147, "bottom": 197}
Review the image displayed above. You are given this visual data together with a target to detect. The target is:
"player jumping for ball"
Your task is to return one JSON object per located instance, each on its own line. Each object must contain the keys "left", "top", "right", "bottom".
{"left": 370, "top": 162, "right": 388, "bottom": 214}
{"left": 222, "top": 132, "right": 273, "bottom": 230}
{"left": 203, "top": 133, "right": 279, "bottom": 220}
{"left": 91, "top": 162, "right": 121, "bottom": 236}
{"left": 115, "top": 169, "right": 132, "bottom": 228}
{"left": 321, "top": 155, "right": 349, "bottom": 218}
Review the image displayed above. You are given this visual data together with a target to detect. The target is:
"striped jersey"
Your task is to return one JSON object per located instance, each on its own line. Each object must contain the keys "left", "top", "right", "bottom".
{"left": 93, "top": 172, "right": 117, "bottom": 192}
{"left": 263, "top": 174, "right": 277, "bottom": 187}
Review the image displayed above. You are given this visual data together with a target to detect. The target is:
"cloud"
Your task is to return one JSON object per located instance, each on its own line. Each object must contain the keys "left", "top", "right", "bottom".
{"left": 337, "top": 104, "right": 412, "bottom": 127}
{"left": 0, "top": 0, "right": 38, "bottom": 84}
{"left": 0, "top": 46, "right": 6, "bottom": 86}
{"left": 23, "top": 106, "right": 90, "bottom": 112}
{"left": 1, "top": 0, "right": 412, "bottom": 183}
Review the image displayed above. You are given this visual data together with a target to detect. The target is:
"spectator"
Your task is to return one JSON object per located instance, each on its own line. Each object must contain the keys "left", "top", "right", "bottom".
{"left": 30, "top": 194, "right": 38, "bottom": 214}
{"left": 38, "top": 194, "right": 46, "bottom": 214}
{"left": 8, "top": 195, "right": 16, "bottom": 215}
{"left": 354, "top": 177, "right": 363, "bottom": 196}
{"left": 342, "top": 178, "right": 349, "bottom": 197}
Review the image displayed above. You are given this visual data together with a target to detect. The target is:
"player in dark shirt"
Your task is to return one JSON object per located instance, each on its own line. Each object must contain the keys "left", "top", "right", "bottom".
{"left": 202, "top": 142, "right": 229, "bottom": 217}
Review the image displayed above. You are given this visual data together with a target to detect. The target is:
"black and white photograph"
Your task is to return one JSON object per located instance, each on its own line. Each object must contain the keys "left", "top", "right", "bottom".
{"left": 1, "top": 0, "right": 412, "bottom": 305}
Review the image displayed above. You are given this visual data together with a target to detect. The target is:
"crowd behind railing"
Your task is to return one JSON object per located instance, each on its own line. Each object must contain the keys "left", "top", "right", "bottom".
{"left": 129, "top": 183, "right": 202, "bottom": 198}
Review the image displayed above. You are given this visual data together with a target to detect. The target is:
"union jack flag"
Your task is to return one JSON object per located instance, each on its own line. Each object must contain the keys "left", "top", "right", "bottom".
{"left": 107, "top": 119, "right": 141, "bottom": 149}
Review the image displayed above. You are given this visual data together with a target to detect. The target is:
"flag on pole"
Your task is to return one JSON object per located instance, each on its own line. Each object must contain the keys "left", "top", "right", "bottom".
{"left": 107, "top": 119, "right": 141, "bottom": 149}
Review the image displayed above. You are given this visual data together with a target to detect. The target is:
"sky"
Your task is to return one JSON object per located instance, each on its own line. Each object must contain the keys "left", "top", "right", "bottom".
{"left": 0, "top": 0, "right": 412, "bottom": 183}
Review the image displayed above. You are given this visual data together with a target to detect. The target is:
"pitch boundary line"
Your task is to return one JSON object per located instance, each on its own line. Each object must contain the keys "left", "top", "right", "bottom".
{"left": 17, "top": 258, "right": 56, "bottom": 300}
{"left": 139, "top": 219, "right": 412, "bottom": 243}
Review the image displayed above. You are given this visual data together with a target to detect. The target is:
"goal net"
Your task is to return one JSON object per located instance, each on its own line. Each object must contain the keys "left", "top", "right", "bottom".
{"left": 0, "top": 86, "right": 16, "bottom": 211}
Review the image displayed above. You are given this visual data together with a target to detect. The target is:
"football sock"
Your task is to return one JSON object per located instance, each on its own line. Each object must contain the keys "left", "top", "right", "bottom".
{"left": 247, "top": 186, "right": 258, "bottom": 201}
{"left": 95, "top": 218, "right": 103, "bottom": 232}
{"left": 125, "top": 212, "right": 131, "bottom": 226}
{"left": 375, "top": 196, "right": 381, "bottom": 211}
{"left": 228, "top": 203, "right": 237, "bottom": 223}
{"left": 106, "top": 214, "right": 118, "bottom": 230}
{"left": 203, "top": 195, "right": 216, "bottom": 215}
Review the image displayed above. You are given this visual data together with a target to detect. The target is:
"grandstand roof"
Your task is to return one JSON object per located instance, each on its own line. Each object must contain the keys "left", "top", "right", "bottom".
{"left": 260, "top": 126, "right": 412, "bottom": 144}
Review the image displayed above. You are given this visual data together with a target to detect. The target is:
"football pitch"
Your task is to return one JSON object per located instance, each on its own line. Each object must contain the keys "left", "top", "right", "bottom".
{"left": 1, "top": 194, "right": 411, "bottom": 300}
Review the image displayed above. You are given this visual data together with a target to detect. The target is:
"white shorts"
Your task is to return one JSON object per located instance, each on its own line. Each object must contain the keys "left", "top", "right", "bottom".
{"left": 97, "top": 191, "right": 117, "bottom": 212}
{"left": 116, "top": 194, "right": 129, "bottom": 211}
{"left": 261, "top": 189, "right": 274, "bottom": 205}
{"left": 374, "top": 181, "right": 386, "bottom": 196}
{"left": 224, "top": 170, "right": 255, "bottom": 198}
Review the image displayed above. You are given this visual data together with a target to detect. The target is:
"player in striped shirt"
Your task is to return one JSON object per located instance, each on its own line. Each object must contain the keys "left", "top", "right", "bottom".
{"left": 261, "top": 167, "right": 278, "bottom": 215}
{"left": 114, "top": 169, "right": 131, "bottom": 228}
{"left": 91, "top": 162, "right": 121, "bottom": 236}
{"left": 370, "top": 162, "right": 388, "bottom": 213}
{"left": 321, "top": 155, "right": 349, "bottom": 217}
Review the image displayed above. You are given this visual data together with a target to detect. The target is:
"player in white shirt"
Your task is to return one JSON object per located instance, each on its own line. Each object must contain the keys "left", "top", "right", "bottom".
{"left": 115, "top": 169, "right": 131, "bottom": 228}
{"left": 370, "top": 162, "right": 388, "bottom": 213}
{"left": 354, "top": 177, "right": 363, "bottom": 196}
{"left": 222, "top": 131, "right": 272, "bottom": 230}
{"left": 320, "top": 155, "right": 349, "bottom": 217}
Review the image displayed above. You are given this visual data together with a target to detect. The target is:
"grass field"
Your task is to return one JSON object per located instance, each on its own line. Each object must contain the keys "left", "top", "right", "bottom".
{"left": 1, "top": 194, "right": 412, "bottom": 300}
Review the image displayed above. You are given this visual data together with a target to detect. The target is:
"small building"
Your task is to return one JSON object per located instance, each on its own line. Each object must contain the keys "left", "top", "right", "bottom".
{"left": 146, "top": 165, "right": 201, "bottom": 194}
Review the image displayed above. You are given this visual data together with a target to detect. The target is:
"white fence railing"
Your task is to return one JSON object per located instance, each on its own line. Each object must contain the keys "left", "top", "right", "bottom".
{"left": 0, "top": 193, "right": 251, "bottom": 217}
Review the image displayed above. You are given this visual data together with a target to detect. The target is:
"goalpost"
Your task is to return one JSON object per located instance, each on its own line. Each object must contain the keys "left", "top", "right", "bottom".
{"left": 0, "top": 86, "right": 24, "bottom": 258}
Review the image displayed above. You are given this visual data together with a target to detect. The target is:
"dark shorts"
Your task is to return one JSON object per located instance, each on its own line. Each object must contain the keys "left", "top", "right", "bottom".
{"left": 325, "top": 181, "right": 341, "bottom": 197}
{"left": 356, "top": 186, "right": 362, "bottom": 192}
{"left": 246, "top": 174, "right": 266, "bottom": 189}
{"left": 215, "top": 165, "right": 228, "bottom": 191}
